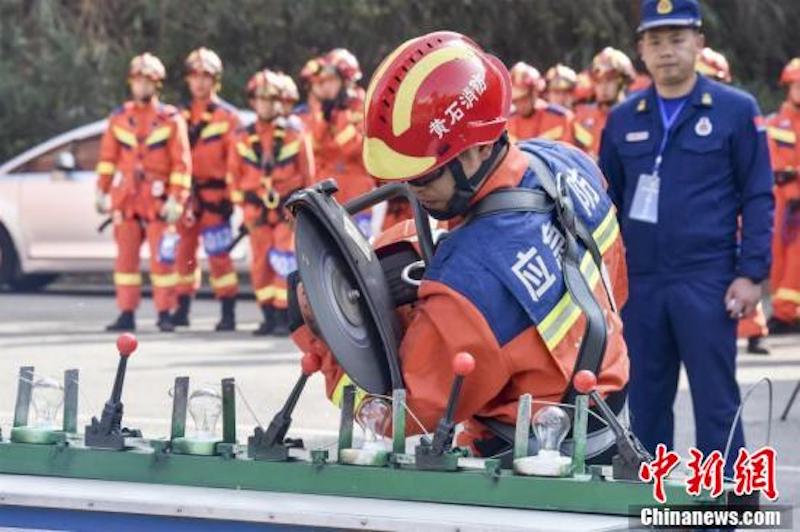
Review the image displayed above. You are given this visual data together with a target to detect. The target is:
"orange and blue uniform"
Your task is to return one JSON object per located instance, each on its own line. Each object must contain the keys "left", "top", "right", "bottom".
{"left": 96, "top": 100, "right": 191, "bottom": 312}
{"left": 507, "top": 99, "right": 575, "bottom": 145}
{"left": 573, "top": 103, "right": 610, "bottom": 160}
{"left": 294, "top": 141, "right": 629, "bottom": 454}
{"left": 175, "top": 97, "right": 240, "bottom": 300}
{"left": 228, "top": 116, "right": 315, "bottom": 309}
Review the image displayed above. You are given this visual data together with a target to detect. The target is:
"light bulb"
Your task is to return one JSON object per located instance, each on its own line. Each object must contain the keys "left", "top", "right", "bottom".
{"left": 355, "top": 396, "right": 391, "bottom": 450}
{"left": 188, "top": 387, "right": 222, "bottom": 440}
{"left": 30, "top": 376, "right": 63, "bottom": 429}
{"left": 531, "top": 406, "right": 570, "bottom": 455}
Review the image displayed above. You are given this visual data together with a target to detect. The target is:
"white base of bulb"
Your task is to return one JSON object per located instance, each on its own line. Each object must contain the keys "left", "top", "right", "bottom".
{"left": 513, "top": 450, "right": 572, "bottom": 477}
{"left": 339, "top": 442, "right": 391, "bottom": 466}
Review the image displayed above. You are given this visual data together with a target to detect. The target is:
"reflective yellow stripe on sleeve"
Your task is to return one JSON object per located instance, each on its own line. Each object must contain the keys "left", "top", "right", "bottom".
{"left": 237, "top": 142, "right": 258, "bottom": 164}
{"left": 114, "top": 272, "right": 143, "bottom": 286}
{"left": 113, "top": 126, "right": 137, "bottom": 148}
{"left": 768, "top": 126, "right": 796, "bottom": 145}
{"left": 538, "top": 125, "right": 564, "bottom": 141}
{"left": 330, "top": 374, "right": 369, "bottom": 409}
{"left": 169, "top": 172, "right": 192, "bottom": 188}
{"left": 146, "top": 126, "right": 172, "bottom": 146}
{"left": 95, "top": 161, "right": 116, "bottom": 175}
{"left": 573, "top": 123, "right": 594, "bottom": 148}
{"left": 278, "top": 140, "right": 300, "bottom": 161}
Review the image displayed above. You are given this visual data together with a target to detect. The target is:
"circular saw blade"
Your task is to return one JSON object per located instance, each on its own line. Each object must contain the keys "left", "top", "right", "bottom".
{"left": 295, "top": 210, "right": 392, "bottom": 394}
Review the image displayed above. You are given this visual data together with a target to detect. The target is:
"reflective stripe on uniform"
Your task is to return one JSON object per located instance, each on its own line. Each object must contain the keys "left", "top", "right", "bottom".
{"left": 114, "top": 272, "right": 143, "bottom": 286}
{"left": 539, "top": 125, "right": 564, "bottom": 141}
{"left": 169, "top": 172, "right": 192, "bottom": 188}
{"left": 210, "top": 272, "right": 238, "bottom": 289}
{"left": 95, "top": 161, "right": 116, "bottom": 175}
{"left": 177, "top": 273, "right": 198, "bottom": 286}
{"left": 775, "top": 288, "right": 800, "bottom": 305}
{"left": 330, "top": 374, "right": 368, "bottom": 409}
{"left": 538, "top": 210, "right": 620, "bottom": 351}
{"left": 255, "top": 285, "right": 287, "bottom": 302}
{"left": 767, "top": 126, "right": 796, "bottom": 145}
{"left": 278, "top": 140, "right": 300, "bottom": 161}
{"left": 334, "top": 124, "right": 357, "bottom": 146}
{"left": 113, "top": 126, "right": 137, "bottom": 148}
{"left": 146, "top": 126, "right": 172, "bottom": 146}
{"left": 150, "top": 272, "right": 178, "bottom": 288}
{"left": 237, "top": 142, "right": 258, "bottom": 164}
{"left": 573, "top": 123, "right": 594, "bottom": 148}
{"left": 200, "top": 121, "right": 230, "bottom": 140}
{"left": 230, "top": 190, "right": 244, "bottom": 204}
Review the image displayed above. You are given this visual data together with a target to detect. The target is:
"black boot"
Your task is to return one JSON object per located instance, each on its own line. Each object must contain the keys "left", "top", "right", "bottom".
{"left": 253, "top": 305, "right": 276, "bottom": 336}
{"left": 171, "top": 295, "right": 191, "bottom": 327}
{"left": 271, "top": 308, "right": 290, "bottom": 337}
{"left": 746, "top": 336, "right": 770, "bottom": 355}
{"left": 767, "top": 317, "right": 800, "bottom": 335}
{"left": 215, "top": 297, "right": 236, "bottom": 331}
{"left": 106, "top": 311, "right": 135, "bottom": 332}
{"left": 157, "top": 311, "right": 175, "bottom": 332}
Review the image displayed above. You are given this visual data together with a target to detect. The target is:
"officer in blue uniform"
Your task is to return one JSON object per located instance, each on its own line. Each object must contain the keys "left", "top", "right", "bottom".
{"left": 599, "top": 0, "right": 773, "bottom": 473}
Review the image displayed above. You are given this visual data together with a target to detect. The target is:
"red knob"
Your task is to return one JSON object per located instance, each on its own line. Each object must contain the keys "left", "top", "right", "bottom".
{"left": 116, "top": 333, "right": 138, "bottom": 357}
{"left": 301, "top": 352, "right": 322, "bottom": 375}
{"left": 573, "top": 370, "right": 597, "bottom": 395}
{"left": 453, "top": 352, "right": 476, "bottom": 377}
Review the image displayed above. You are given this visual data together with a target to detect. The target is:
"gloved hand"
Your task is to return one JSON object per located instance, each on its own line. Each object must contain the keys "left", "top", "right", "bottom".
{"left": 94, "top": 189, "right": 109, "bottom": 214}
{"left": 160, "top": 196, "right": 184, "bottom": 224}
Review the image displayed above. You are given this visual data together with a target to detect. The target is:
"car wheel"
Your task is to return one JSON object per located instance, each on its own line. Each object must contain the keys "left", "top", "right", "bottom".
{"left": 8, "top": 273, "right": 59, "bottom": 292}
{"left": 0, "top": 224, "right": 20, "bottom": 287}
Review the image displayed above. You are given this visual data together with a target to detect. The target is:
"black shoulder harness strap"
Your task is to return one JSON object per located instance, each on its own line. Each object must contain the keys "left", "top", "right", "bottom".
{"left": 471, "top": 150, "right": 611, "bottom": 406}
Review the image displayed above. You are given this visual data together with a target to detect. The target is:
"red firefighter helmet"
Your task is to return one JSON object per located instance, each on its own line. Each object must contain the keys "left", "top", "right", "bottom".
{"left": 780, "top": 58, "right": 800, "bottom": 85}
{"left": 323, "top": 48, "right": 362, "bottom": 83}
{"left": 510, "top": 61, "right": 546, "bottom": 100}
{"left": 278, "top": 72, "right": 300, "bottom": 104}
{"left": 246, "top": 69, "right": 284, "bottom": 99}
{"left": 591, "top": 47, "right": 635, "bottom": 83}
{"left": 300, "top": 56, "right": 325, "bottom": 83}
{"left": 545, "top": 63, "right": 577, "bottom": 91}
{"left": 362, "top": 31, "right": 511, "bottom": 182}
{"left": 128, "top": 53, "right": 166, "bottom": 83}
{"left": 695, "top": 47, "right": 731, "bottom": 84}
{"left": 185, "top": 47, "right": 223, "bottom": 79}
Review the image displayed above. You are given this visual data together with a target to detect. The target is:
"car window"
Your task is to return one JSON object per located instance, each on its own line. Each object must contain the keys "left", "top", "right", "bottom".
{"left": 18, "top": 135, "right": 99, "bottom": 173}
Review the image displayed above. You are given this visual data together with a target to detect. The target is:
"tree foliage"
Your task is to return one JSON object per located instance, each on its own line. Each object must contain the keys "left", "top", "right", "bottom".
{"left": 1, "top": 0, "right": 797, "bottom": 161}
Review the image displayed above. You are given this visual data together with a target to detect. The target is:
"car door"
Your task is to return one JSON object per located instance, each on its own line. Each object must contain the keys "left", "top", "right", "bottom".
{"left": 17, "top": 133, "right": 114, "bottom": 262}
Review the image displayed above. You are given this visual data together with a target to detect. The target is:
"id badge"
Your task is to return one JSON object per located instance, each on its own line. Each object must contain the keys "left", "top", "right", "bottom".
{"left": 201, "top": 223, "right": 234, "bottom": 256}
{"left": 158, "top": 231, "right": 180, "bottom": 264}
{"left": 629, "top": 173, "right": 660, "bottom": 224}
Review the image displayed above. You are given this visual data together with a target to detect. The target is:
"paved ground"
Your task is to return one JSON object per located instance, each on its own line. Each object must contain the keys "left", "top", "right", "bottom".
{"left": 1, "top": 290, "right": 798, "bottom": 521}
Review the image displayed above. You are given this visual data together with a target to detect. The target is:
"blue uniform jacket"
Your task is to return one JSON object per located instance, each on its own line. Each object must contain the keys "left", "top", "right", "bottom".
{"left": 599, "top": 74, "right": 773, "bottom": 281}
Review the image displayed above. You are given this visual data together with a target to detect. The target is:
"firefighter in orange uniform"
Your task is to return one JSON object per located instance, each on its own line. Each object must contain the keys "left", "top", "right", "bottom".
{"left": 507, "top": 62, "right": 574, "bottom": 144}
{"left": 229, "top": 70, "right": 315, "bottom": 335}
{"left": 767, "top": 58, "right": 800, "bottom": 335}
{"left": 171, "top": 47, "right": 241, "bottom": 331}
{"left": 574, "top": 48, "right": 636, "bottom": 159}
{"left": 95, "top": 53, "right": 191, "bottom": 332}
{"left": 573, "top": 70, "right": 595, "bottom": 106}
{"left": 290, "top": 32, "right": 630, "bottom": 460}
{"left": 545, "top": 63, "right": 578, "bottom": 110}
{"left": 298, "top": 49, "right": 375, "bottom": 237}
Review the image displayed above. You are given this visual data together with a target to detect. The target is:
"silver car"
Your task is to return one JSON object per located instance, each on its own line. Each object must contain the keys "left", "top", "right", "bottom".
{"left": 0, "top": 114, "right": 253, "bottom": 291}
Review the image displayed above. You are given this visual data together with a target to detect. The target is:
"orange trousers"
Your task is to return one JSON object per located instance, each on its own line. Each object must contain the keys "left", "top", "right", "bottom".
{"left": 771, "top": 187, "right": 800, "bottom": 322}
{"left": 175, "top": 217, "right": 238, "bottom": 299}
{"left": 113, "top": 218, "right": 177, "bottom": 312}
{"left": 248, "top": 220, "right": 294, "bottom": 309}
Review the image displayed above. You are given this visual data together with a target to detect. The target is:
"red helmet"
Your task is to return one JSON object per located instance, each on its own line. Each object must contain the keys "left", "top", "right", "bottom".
{"left": 129, "top": 53, "right": 166, "bottom": 82}
{"left": 591, "top": 47, "right": 635, "bottom": 83}
{"left": 363, "top": 31, "right": 511, "bottom": 182}
{"left": 246, "top": 69, "right": 283, "bottom": 99}
{"left": 695, "top": 47, "right": 731, "bottom": 84}
{"left": 185, "top": 47, "right": 223, "bottom": 79}
{"left": 510, "top": 61, "right": 545, "bottom": 100}
{"left": 323, "top": 48, "right": 362, "bottom": 83}
{"left": 278, "top": 72, "right": 300, "bottom": 104}
{"left": 300, "top": 56, "right": 325, "bottom": 83}
{"left": 780, "top": 58, "right": 800, "bottom": 85}
{"left": 545, "top": 63, "right": 577, "bottom": 91}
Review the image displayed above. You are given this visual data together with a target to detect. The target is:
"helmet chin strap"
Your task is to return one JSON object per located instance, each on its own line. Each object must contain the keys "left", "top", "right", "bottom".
{"left": 427, "top": 132, "right": 509, "bottom": 221}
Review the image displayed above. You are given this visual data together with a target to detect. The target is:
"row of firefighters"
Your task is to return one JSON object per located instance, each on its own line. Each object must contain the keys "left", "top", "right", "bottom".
{"left": 94, "top": 45, "right": 800, "bottom": 346}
